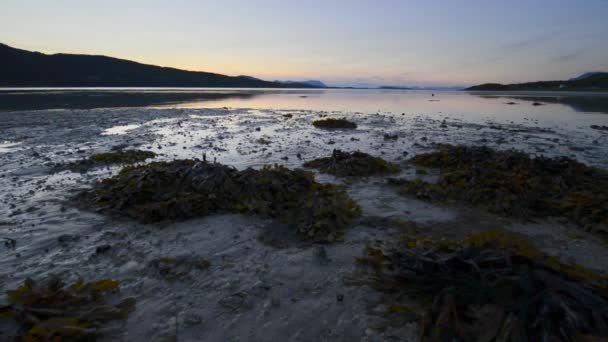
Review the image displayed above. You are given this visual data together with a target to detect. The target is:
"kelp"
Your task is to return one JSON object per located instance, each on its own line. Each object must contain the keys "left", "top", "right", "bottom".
{"left": 591, "top": 125, "right": 608, "bottom": 131}
{"left": 54, "top": 150, "right": 156, "bottom": 173}
{"left": 86, "top": 160, "right": 361, "bottom": 241}
{"left": 358, "top": 230, "right": 608, "bottom": 342}
{"left": 0, "top": 276, "right": 135, "bottom": 341}
{"left": 303, "top": 149, "right": 401, "bottom": 177}
{"left": 395, "top": 145, "right": 608, "bottom": 232}
{"left": 312, "top": 118, "right": 357, "bottom": 129}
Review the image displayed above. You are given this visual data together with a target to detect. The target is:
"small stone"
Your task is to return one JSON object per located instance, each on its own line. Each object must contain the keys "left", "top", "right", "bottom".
{"left": 95, "top": 245, "right": 112, "bottom": 254}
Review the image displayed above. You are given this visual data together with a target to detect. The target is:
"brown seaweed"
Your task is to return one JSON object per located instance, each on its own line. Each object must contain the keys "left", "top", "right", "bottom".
{"left": 85, "top": 160, "right": 361, "bottom": 241}
{"left": 312, "top": 118, "right": 357, "bottom": 129}
{"left": 53, "top": 150, "right": 156, "bottom": 173}
{"left": 357, "top": 230, "right": 608, "bottom": 341}
{"left": 304, "top": 149, "right": 401, "bottom": 177}
{"left": 393, "top": 145, "right": 608, "bottom": 233}
{"left": 0, "top": 276, "right": 135, "bottom": 341}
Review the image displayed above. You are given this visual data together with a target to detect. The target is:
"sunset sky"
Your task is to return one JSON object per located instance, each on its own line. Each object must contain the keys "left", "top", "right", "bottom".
{"left": 2, "top": 0, "right": 607, "bottom": 87}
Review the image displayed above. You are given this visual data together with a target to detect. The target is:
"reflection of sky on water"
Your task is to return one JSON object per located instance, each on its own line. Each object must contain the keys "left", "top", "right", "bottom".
{"left": 1, "top": 89, "right": 608, "bottom": 129}
{"left": 101, "top": 124, "right": 142, "bottom": 136}
{"left": 0, "top": 141, "right": 21, "bottom": 154}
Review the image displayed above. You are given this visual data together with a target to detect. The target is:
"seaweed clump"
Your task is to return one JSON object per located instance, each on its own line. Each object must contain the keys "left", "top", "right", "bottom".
{"left": 396, "top": 145, "right": 608, "bottom": 232}
{"left": 312, "top": 118, "right": 357, "bottom": 129}
{"left": 89, "top": 160, "right": 361, "bottom": 241}
{"left": 54, "top": 149, "right": 156, "bottom": 173}
{"left": 304, "top": 149, "right": 401, "bottom": 177}
{"left": 0, "top": 277, "right": 135, "bottom": 341}
{"left": 358, "top": 230, "right": 608, "bottom": 341}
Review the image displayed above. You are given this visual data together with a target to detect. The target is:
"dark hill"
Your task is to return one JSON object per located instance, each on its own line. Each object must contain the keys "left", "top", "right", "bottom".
{"left": 0, "top": 43, "right": 317, "bottom": 88}
{"left": 466, "top": 73, "right": 608, "bottom": 91}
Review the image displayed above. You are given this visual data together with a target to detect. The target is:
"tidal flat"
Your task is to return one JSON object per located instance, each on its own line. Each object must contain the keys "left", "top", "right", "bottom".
{"left": 1, "top": 91, "right": 608, "bottom": 340}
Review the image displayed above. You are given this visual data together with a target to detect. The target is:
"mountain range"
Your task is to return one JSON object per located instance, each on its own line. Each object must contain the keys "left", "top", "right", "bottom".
{"left": 466, "top": 72, "right": 608, "bottom": 91}
{"left": 0, "top": 43, "right": 322, "bottom": 88}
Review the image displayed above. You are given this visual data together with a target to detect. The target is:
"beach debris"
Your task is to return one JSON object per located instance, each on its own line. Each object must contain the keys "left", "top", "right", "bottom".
{"left": 256, "top": 137, "right": 272, "bottom": 145}
{"left": 148, "top": 256, "right": 211, "bottom": 281}
{"left": 312, "top": 118, "right": 357, "bottom": 129}
{"left": 84, "top": 160, "right": 361, "bottom": 241}
{"left": 53, "top": 149, "right": 156, "bottom": 173}
{"left": 357, "top": 230, "right": 608, "bottom": 341}
{"left": 392, "top": 145, "right": 608, "bottom": 232}
{"left": 0, "top": 276, "right": 135, "bottom": 341}
{"left": 304, "top": 149, "right": 401, "bottom": 177}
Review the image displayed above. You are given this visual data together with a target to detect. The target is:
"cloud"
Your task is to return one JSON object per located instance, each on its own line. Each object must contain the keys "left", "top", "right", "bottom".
{"left": 501, "top": 30, "right": 564, "bottom": 52}
{"left": 554, "top": 49, "right": 585, "bottom": 63}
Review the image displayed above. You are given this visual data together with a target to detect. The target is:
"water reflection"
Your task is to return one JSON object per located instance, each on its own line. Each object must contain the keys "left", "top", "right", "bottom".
{"left": 471, "top": 92, "right": 608, "bottom": 114}
{"left": 1, "top": 89, "right": 607, "bottom": 128}
{"left": 0, "top": 89, "right": 259, "bottom": 111}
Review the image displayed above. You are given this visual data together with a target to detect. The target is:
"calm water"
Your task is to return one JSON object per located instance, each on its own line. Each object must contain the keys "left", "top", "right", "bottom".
{"left": 1, "top": 88, "right": 608, "bottom": 127}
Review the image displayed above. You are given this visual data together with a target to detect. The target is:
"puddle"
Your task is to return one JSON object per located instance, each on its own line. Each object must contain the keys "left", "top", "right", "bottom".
{"left": 101, "top": 124, "right": 142, "bottom": 135}
{"left": 0, "top": 141, "right": 21, "bottom": 153}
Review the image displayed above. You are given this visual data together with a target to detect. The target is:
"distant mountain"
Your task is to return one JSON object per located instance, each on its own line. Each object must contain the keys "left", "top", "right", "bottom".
{"left": 276, "top": 80, "right": 327, "bottom": 88}
{"left": 0, "top": 43, "right": 318, "bottom": 88}
{"left": 568, "top": 72, "right": 606, "bottom": 82}
{"left": 466, "top": 72, "right": 608, "bottom": 91}
{"left": 403, "top": 86, "right": 464, "bottom": 91}
{"left": 378, "top": 86, "right": 411, "bottom": 90}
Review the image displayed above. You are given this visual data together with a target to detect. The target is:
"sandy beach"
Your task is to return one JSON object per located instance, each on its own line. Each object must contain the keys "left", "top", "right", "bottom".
{"left": 1, "top": 100, "right": 607, "bottom": 340}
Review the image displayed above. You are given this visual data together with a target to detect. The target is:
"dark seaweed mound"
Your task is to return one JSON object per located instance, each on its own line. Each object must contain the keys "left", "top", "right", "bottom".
{"left": 89, "top": 160, "right": 361, "bottom": 241}
{"left": 359, "top": 231, "right": 608, "bottom": 341}
{"left": 304, "top": 150, "right": 400, "bottom": 177}
{"left": 1, "top": 276, "right": 135, "bottom": 341}
{"left": 395, "top": 145, "right": 608, "bottom": 232}
{"left": 312, "top": 118, "right": 357, "bottom": 129}
{"left": 54, "top": 149, "right": 156, "bottom": 173}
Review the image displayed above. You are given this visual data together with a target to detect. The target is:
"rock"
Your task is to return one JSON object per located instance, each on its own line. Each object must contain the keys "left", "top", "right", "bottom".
{"left": 95, "top": 245, "right": 112, "bottom": 254}
{"left": 383, "top": 134, "right": 398, "bottom": 140}
{"left": 58, "top": 234, "right": 79, "bottom": 244}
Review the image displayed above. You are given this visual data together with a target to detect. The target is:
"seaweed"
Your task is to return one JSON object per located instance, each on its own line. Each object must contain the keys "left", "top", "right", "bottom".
{"left": 358, "top": 231, "right": 608, "bottom": 341}
{"left": 0, "top": 276, "right": 135, "bottom": 341}
{"left": 303, "top": 149, "right": 401, "bottom": 177}
{"left": 312, "top": 118, "right": 357, "bottom": 129}
{"left": 54, "top": 150, "right": 156, "bottom": 173}
{"left": 395, "top": 145, "right": 608, "bottom": 232}
{"left": 591, "top": 125, "right": 608, "bottom": 131}
{"left": 86, "top": 160, "right": 361, "bottom": 241}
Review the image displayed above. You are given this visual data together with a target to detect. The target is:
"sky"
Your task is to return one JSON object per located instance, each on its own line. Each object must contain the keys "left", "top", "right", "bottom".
{"left": 1, "top": 0, "right": 608, "bottom": 87}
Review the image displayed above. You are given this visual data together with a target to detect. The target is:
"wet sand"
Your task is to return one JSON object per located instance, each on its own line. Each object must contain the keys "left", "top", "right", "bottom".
{"left": 1, "top": 106, "right": 608, "bottom": 340}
